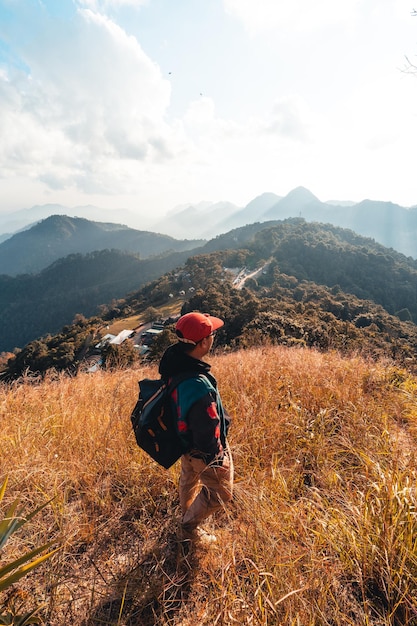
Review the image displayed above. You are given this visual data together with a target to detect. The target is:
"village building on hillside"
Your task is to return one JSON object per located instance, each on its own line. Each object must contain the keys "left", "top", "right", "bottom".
{"left": 87, "top": 315, "right": 181, "bottom": 370}
{"left": 94, "top": 333, "right": 116, "bottom": 349}
{"left": 109, "top": 329, "right": 135, "bottom": 345}
{"left": 139, "top": 327, "right": 163, "bottom": 347}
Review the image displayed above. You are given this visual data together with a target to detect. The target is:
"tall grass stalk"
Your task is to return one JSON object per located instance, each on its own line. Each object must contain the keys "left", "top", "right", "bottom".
{"left": 1, "top": 346, "right": 417, "bottom": 624}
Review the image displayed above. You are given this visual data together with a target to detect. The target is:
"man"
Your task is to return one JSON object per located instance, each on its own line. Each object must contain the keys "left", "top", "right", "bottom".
{"left": 158, "top": 311, "right": 234, "bottom": 542}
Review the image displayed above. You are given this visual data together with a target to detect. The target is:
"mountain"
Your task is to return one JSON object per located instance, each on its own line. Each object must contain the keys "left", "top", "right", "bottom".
{"left": 262, "top": 186, "right": 323, "bottom": 220}
{"left": 4, "top": 218, "right": 417, "bottom": 377}
{"left": 0, "top": 215, "right": 204, "bottom": 276}
{"left": 3, "top": 187, "right": 417, "bottom": 258}
{"left": 0, "top": 247, "right": 196, "bottom": 352}
{"left": 330, "top": 199, "right": 417, "bottom": 254}
{"left": 325, "top": 199, "right": 356, "bottom": 207}
{"left": 254, "top": 189, "right": 417, "bottom": 258}
{"left": 151, "top": 200, "right": 240, "bottom": 239}
{"left": 0, "top": 203, "right": 152, "bottom": 235}
{"left": 214, "top": 192, "right": 282, "bottom": 232}
{"left": 151, "top": 187, "right": 417, "bottom": 258}
{"left": 0, "top": 233, "right": 11, "bottom": 244}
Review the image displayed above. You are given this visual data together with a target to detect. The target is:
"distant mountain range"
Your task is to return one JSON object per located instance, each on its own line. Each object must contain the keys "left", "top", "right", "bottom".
{"left": 1, "top": 187, "right": 416, "bottom": 258}
{"left": 165, "top": 187, "right": 417, "bottom": 259}
{"left": 0, "top": 215, "right": 204, "bottom": 276}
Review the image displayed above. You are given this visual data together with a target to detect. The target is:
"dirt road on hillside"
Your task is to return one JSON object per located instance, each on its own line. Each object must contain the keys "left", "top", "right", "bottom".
{"left": 234, "top": 262, "right": 271, "bottom": 289}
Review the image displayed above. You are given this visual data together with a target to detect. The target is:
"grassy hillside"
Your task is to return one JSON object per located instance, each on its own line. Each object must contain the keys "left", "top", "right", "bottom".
{"left": 2, "top": 345, "right": 417, "bottom": 624}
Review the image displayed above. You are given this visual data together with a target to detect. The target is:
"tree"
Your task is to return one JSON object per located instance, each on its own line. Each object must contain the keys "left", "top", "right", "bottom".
{"left": 101, "top": 341, "right": 139, "bottom": 370}
{"left": 147, "top": 328, "right": 177, "bottom": 361}
{"left": 143, "top": 306, "right": 159, "bottom": 323}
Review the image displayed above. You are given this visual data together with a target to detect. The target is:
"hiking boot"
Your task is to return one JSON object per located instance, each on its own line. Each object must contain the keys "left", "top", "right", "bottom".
{"left": 178, "top": 524, "right": 217, "bottom": 544}
{"left": 195, "top": 527, "right": 217, "bottom": 544}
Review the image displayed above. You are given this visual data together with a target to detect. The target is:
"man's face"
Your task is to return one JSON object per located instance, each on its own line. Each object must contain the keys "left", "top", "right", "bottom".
{"left": 199, "top": 332, "right": 215, "bottom": 357}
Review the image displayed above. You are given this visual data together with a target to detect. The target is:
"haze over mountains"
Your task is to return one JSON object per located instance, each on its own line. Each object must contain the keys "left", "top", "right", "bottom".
{"left": 0, "top": 215, "right": 204, "bottom": 276}
{"left": 1, "top": 186, "right": 417, "bottom": 355}
{"left": 1, "top": 187, "right": 417, "bottom": 258}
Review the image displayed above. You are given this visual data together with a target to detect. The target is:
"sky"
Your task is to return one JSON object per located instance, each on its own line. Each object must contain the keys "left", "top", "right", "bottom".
{"left": 0, "top": 0, "right": 416, "bottom": 221}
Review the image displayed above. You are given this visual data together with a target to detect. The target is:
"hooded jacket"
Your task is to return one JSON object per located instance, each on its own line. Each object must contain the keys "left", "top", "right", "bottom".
{"left": 159, "top": 342, "right": 231, "bottom": 465}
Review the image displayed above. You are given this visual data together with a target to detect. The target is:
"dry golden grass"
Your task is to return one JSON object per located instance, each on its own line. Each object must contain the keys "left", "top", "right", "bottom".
{"left": 1, "top": 345, "right": 417, "bottom": 625}
{"left": 107, "top": 316, "right": 144, "bottom": 334}
{"left": 107, "top": 301, "right": 182, "bottom": 335}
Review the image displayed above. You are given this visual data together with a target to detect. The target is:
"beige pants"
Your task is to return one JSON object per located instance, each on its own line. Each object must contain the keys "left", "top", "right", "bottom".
{"left": 180, "top": 447, "right": 234, "bottom": 532}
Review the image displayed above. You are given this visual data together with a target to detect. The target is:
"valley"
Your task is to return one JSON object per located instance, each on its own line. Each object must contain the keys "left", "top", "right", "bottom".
{"left": 1, "top": 212, "right": 417, "bottom": 379}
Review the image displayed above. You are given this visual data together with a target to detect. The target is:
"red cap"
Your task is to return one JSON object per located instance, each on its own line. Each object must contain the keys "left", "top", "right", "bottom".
{"left": 175, "top": 312, "right": 224, "bottom": 345}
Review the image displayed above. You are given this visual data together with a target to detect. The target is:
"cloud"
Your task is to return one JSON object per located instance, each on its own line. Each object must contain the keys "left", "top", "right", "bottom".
{"left": 1, "top": 0, "right": 416, "bottom": 213}
{"left": 223, "top": 0, "right": 361, "bottom": 35}
{"left": 0, "top": 6, "right": 183, "bottom": 194}
{"left": 76, "top": 0, "right": 149, "bottom": 10}
{"left": 262, "top": 97, "right": 312, "bottom": 141}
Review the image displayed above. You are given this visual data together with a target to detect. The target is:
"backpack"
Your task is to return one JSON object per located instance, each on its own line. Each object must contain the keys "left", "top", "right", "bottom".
{"left": 130, "top": 372, "right": 195, "bottom": 469}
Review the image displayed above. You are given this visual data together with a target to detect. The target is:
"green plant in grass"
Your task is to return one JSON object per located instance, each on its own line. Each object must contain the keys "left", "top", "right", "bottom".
{"left": 0, "top": 476, "right": 58, "bottom": 626}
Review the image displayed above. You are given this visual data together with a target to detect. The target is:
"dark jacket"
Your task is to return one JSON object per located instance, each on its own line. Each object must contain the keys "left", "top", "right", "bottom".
{"left": 159, "top": 343, "right": 231, "bottom": 464}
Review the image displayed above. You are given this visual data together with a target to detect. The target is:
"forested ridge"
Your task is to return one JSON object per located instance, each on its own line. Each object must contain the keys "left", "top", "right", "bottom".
{"left": 2, "top": 218, "right": 417, "bottom": 379}
{"left": 251, "top": 220, "right": 417, "bottom": 318}
{"left": 0, "top": 214, "right": 203, "bottom": 275}
{"left": 0, "top": 248, "right": 194, "bottom": 352}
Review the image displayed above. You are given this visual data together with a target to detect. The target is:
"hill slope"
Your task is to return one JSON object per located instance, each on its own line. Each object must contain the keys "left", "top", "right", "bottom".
{"left": 0, "top": 214, "right": 204, "bottom": 276}
{"left": 4, "top": 218, "right": 417, "bottom": 378}
{"left": 2, "top": 346, "right": 417, "bottom": 624}
{"left": 0, "top": 202, "right": 151, "bottom": 236}
{"left": 0, "top": 248, "right": 195, "bottom": 352}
